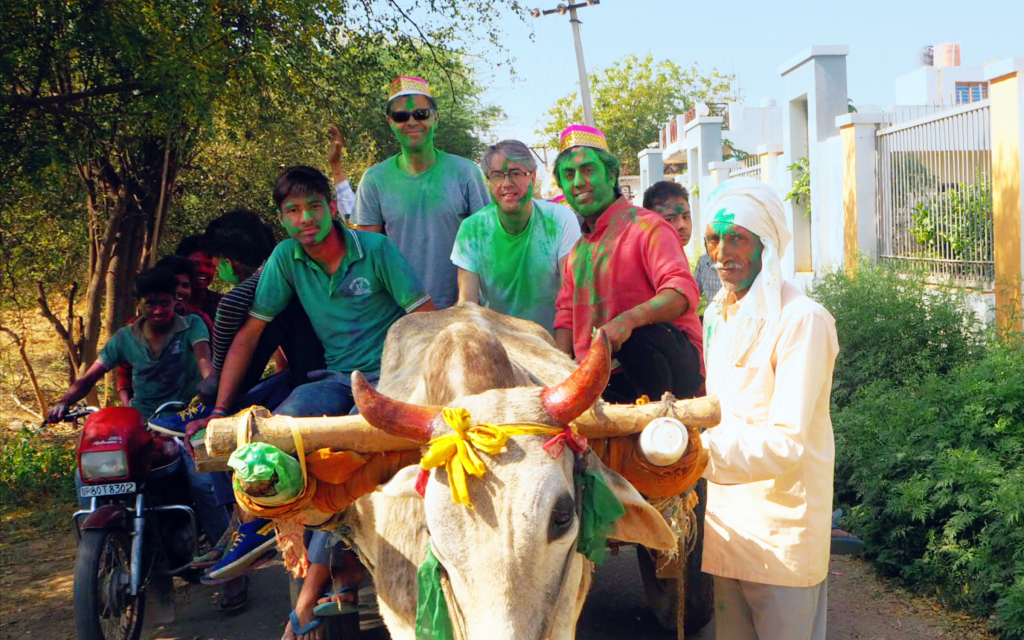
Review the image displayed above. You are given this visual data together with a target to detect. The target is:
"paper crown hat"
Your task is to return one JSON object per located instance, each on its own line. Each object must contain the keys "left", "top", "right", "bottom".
{"left": 558, "top": 124, "right": 609, "bottom": 153}
{"left": 389, "top": 76, "right": 432, "bottom": 102}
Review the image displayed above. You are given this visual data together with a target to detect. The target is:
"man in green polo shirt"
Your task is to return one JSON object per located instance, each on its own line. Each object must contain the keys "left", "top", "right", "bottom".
{"left": 211, "top": 165, "right": 434, "bottom": 421}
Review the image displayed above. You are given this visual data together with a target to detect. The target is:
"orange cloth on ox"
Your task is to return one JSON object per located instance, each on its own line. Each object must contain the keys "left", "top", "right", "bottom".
{"left": 589, "top": 434, "right": 708, "bottom": 499}
{"left": 308, "top": 449, "right": 422, "bottom": 513}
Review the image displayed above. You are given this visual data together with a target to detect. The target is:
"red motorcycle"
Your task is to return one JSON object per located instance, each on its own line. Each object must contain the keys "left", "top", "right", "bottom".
{"left": 62, "top": 403, "right": 204, "bottom": 640}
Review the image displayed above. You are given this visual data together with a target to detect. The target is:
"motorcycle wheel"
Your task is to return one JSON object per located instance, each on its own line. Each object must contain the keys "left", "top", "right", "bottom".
{"left": 74, "top": 530, "right": 145, "bottom": 640}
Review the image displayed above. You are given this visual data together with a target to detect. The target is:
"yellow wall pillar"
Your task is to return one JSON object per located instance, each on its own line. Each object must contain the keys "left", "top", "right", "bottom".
{"left": 836, "top": 113, "right": 886, "bottom": 272}
{"left": 986, "top": 59, "right": 1024, "bottom": 333}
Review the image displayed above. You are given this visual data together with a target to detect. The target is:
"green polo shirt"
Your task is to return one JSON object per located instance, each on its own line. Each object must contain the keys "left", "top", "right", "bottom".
{"left": 250, "top": 225, "right": 429, "bottom": 375}
{"left": 97, "top": 314, "right": 209, "bottom": 417}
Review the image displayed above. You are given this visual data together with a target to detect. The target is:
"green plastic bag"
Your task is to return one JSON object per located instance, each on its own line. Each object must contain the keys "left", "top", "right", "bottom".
{"left": 228, "top": 442, "right": 303, "bottom": 505}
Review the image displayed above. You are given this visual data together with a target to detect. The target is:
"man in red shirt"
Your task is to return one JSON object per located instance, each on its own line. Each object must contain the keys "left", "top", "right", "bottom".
{"left": 552, "top": 125, "right": 704, "bottom": 403}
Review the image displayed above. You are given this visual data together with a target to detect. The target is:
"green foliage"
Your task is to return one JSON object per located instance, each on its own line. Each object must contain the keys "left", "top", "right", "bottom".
{"left": 831, "top": 340, "right": 1024, "bottom": 637}
{"left": 810, "top": 260, "right": 984, "bottom": 409}
{"left": 722, "top": 138, "right": 750, "bottom": 161}
{"left": 0, "top": 431, "right": 76, "bottom": 508}
{"left": 536, "top": 54, "right": 737, "bottom": 175}
{"left": 1, "top": 0, "right": 516, "bottom": 309}
{"left": 910, "top": 180, "right": 993, "bottom": 263}
{"left": 784, "top": 157, "right": 811, "bottom": 215}
{"left": 813, "top": 260, "right": 1024, "bottom": 636}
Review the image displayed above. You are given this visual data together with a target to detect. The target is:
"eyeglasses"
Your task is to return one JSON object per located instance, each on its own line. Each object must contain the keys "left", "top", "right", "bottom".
{"left": 388, "top": 108, "right": 434, "bottom": 123}
{"left": 487, "top": 169, "right": 531, "bottom": 184}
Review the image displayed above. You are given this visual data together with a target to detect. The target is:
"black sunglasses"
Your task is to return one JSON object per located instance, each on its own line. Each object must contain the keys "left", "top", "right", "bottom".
{"left": 388, "top": 108, "right": 434, "bottom": 123}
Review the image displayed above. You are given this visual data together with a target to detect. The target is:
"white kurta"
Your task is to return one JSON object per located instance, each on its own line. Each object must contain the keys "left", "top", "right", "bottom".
{"left": 700, "top": 279, "right": 839, "bottom": 588}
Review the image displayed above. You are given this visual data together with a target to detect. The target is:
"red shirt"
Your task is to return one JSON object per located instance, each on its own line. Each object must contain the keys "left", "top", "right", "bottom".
{"left": 553, "top": 197, "right": 703, "bottom": 368}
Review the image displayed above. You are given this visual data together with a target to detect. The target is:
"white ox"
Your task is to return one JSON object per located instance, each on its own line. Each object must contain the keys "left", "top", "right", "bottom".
{"left": 344, "top": 304, "right": 677, "bottom": 640}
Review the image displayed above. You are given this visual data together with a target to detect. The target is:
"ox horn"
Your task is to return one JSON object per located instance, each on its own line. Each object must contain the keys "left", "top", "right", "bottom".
{"left": 352, "top": 371, "right": 442, "bottom": 442}
{"left": 540, "top": 328, "right": 612, "bottom": 425}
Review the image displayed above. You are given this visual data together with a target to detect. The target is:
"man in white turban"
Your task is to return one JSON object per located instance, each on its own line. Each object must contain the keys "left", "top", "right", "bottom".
{"left": 698, "top": 177, "right": 839, "bottom": 640}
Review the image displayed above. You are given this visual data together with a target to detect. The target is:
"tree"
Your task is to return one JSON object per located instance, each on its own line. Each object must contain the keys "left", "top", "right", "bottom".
{"left": 1, "top": 0, "right": 519, "bottom": 392}
{"left": 537, "top": 54, "right": 737, "bottom": 175}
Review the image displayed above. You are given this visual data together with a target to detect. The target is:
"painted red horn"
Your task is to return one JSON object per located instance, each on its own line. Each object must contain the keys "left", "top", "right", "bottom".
{"left": 352, "top": 371, "right": 442, "bottom": 442}
{"left": 540, "top": 328, "right": 611, "bottom": 425}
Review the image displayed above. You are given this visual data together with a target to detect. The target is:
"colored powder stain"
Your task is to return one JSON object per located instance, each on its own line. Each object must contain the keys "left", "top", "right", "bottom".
{"left": 217, "top": 260, "right": 240, "bottom": 285}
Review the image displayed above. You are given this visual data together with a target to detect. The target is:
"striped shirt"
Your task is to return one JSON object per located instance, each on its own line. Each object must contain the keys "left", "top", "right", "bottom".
{"left": 694, "top": 254, "right": 723, "bottom": 302}
{"left": 212, "top": 266, "right": 264, "bottom": 372}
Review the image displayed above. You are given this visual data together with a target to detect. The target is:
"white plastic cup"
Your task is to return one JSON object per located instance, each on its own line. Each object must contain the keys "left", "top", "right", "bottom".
{"left": 639, "top": 417, "right": 689, "bottom": 467}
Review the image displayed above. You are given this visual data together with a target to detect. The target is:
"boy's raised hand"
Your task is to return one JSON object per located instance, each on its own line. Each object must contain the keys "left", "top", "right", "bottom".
{"left": 328, "top": 124, "right": 344, "bottom": 164}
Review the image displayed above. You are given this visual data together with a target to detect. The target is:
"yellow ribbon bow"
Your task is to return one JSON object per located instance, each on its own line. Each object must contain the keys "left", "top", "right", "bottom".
{"left": 420, "top": 407, "right": 564, "bottom": 507}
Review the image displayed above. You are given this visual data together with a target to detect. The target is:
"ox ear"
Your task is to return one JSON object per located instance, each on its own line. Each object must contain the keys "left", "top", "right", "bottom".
{"left": 380, "top": 465, "right": 424, "bottom": 500}
{"left": 587, "top": 454, "right": 677, "bottom": 551}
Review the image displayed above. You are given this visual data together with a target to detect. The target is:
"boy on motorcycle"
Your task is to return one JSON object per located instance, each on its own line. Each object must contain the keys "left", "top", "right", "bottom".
{"left": 48, "top": 267, "right": 212, "bottom": 422}
{"left": 48, "top": 268, "right": 244, "bottom": 609}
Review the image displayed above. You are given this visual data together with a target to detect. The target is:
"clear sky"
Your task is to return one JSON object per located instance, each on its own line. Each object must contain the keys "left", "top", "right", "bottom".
{"left": 472, "top": 0, "right": 1024, "bottom": 148}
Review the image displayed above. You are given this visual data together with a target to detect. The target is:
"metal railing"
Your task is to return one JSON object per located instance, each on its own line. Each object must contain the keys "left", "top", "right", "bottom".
{"left": 730, "top": 164, "right": 762, "bottom": 181}
{"left": 875, "top": 99, "right": 993, "bottom": 282}
{"left": 683, "top": 103, "right": 730, "bottom": 130}
{"left": 669, "top": 119, "right": 678, "bottom": 144}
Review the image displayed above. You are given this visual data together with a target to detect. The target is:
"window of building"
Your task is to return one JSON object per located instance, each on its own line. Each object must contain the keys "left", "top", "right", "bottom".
{"left": 955, "top": 82, "right": 988, "bottom": 105}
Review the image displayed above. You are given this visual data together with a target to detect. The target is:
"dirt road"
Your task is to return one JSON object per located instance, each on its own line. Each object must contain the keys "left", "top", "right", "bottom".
{"left": 0, "top": 526, "right": 992, "bottom": 640}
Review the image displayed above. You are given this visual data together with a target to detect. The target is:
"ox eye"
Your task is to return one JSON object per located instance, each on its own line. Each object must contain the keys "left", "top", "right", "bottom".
{"left": 549, "top": 492, "right": 576, "bottom": 542}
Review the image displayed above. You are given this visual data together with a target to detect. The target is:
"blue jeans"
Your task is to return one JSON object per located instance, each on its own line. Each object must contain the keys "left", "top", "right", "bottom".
{"left": 273, "top": 370, "right": 379, "bottom": 418}
{"left": 235, "top": 370, "right": 293, "bottom": 412}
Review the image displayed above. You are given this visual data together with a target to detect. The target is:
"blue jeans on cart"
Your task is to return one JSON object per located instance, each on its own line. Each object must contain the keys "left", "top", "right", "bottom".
{"left": 273, "top": 370, "right": 379, "bottom": 418}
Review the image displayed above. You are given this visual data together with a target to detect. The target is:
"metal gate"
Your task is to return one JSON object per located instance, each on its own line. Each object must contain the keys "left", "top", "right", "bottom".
{"left": 875, "top": 100, "right": 993, "bottom": 282}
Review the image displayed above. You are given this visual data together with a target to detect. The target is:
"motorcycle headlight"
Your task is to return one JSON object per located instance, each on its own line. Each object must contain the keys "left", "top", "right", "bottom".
{"left": 80, "top": 450, "right": 128, "bottom": 480}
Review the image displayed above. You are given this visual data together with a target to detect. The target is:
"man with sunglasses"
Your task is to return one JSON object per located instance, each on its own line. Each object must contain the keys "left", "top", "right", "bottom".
{"left": 351, "top": 76, "right": 490, "bottom": 309}
{"left": 450, "top": 139, "right": 580, "bottom": 333}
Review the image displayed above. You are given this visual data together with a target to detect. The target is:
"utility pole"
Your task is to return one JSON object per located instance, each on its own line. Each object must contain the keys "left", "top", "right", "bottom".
{"left": 531, "top": 1, "right": 599, "bottom": 127}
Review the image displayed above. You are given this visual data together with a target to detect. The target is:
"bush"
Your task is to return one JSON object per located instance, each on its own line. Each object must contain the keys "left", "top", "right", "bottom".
{"left": 0, "top": 430, "right": 76, "bottom": 508}
{"left": 833, "top": 340, "right": 1024, "bottom": 637}
{"left": 810, "top": 260, "right": 985, "bottom": 409}
{"left": 813, "top": 262, "right": 1023, "bottom": 637}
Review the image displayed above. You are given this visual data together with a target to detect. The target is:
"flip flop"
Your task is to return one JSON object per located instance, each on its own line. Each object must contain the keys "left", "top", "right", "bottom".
{"left": 313, "top": 586, "right": 366, "bottom": 616}
{"left": 215, "top": 576, "right": 249, "bottom": 613}
{"left": 288, "top": 610, "right": 322, "bottom": 636}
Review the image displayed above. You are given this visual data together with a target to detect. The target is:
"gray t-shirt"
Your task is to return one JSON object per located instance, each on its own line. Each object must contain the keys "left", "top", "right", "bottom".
{"left": 352, "top": 150, "right": 490, "bottom": 309}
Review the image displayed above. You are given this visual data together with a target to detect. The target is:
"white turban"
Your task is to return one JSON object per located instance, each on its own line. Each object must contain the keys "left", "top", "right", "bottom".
{"left": 703, "top": 177, "right": 792, "bottom": 344}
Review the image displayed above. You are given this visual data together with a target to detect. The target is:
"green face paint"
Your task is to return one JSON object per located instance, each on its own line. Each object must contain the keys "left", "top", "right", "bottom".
{"left": 217, "top": 259, "right": 240, "bottom": 285}
{"left": 389, "top": 94, "right": 436, "bottom": 153}
{"left": 557, "top": 147, "right": 616, "bottom": 219}
{"left": 279, "top": 195, "right": 332, "bottom": 245}
{"left": 703, "top": 214, "right": 763, "bottom": 297}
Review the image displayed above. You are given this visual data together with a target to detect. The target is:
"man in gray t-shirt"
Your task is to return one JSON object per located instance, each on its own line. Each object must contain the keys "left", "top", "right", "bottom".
{"left": 351, "top": 75, "right": 490, "bottom": 309}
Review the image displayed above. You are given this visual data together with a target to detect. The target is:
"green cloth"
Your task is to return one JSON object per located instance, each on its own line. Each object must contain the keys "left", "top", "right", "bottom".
{"left": 97, "top": 314, "right": 208, "bottom": 418}
{"left": 250, "top": 224, "right": 429, "bottom": 375}
{"left": 576, "top": 469, "right": 627, "bottom": 564}
{"left": 450, "top": 200, "right": 581, "bottom": 332}
{"left": 416, "top": 542, "right": 454, "bottom": 640}
{"left": 228, "top": 442, "right": 303, "bottom": 504}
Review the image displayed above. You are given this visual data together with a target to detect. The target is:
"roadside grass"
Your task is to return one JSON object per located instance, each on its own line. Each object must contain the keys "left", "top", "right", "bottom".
{"left": 0, "top": 427, "right": 77, "bottom": 542}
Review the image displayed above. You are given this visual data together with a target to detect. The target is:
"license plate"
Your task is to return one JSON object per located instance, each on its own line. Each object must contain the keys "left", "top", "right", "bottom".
{"left": 79, "top": 482, "right": 136, "bottom": 498}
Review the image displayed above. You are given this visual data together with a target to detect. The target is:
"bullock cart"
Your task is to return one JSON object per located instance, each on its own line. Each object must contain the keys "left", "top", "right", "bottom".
{"left": 199, "top": 304, "right": 717, "bottom": 639}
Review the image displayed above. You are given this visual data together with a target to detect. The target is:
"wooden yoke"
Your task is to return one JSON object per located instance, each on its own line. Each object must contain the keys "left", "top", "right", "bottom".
{"left": 204, "top": 411, "right": 423, "bottom": 459}
{"left": 573, "top": 395, "right": 720, "bottom": 438}
{"left": 197, "top": 395, "right": 720, "bottom": 473}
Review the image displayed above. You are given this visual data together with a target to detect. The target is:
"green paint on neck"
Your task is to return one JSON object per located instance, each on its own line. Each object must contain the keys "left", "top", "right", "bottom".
{"left": 217, "top": 260, "right": 240, "bottom": 285}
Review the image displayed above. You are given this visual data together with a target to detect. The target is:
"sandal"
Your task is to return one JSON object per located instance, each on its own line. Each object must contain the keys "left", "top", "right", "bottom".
{"left": 215, "top": 576, "right": 249, "bottom": 613}
{"left": 313, "top": 585, "right": 363, "bottom": 616}
{"left": 287, "top": 609, "right": 322, "bottom": 636}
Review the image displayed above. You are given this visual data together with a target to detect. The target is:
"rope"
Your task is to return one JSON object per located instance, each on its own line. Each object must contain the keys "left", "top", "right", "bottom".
{"left": 421, "top": 408, "right": 566, "bottom": 508}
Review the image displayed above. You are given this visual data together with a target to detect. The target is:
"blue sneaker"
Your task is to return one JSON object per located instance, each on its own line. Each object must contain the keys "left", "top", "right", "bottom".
{"left": 148, "top": 398, "right": 212, "bottom": 436}
{"left": 206, "top": 518, "right": 277, "bottom": 580}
